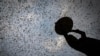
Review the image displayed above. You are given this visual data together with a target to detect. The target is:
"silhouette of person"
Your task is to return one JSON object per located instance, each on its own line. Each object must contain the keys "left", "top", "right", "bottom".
{"left": 55, "top": 17, "right": 100, "bottom": 56}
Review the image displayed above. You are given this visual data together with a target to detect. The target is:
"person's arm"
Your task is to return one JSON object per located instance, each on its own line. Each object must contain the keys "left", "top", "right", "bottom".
{"left": 64, "top": 34, "right": 78, "bottom": 48}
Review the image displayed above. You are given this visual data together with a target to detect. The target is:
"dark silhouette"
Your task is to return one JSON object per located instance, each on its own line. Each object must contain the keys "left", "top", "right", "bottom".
{"left": 55, "top": 17, "right": 100, "bottom": 56}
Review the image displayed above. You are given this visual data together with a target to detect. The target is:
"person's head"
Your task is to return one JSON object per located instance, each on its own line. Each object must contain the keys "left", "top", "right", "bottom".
{"left": 55, "top": 17, "right": 73, "bottom": 35}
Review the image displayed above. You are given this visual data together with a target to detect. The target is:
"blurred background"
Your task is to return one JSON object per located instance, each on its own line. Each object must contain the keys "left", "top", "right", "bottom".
{"left": 0, "top": 0, "right": 100, "bottom": 56}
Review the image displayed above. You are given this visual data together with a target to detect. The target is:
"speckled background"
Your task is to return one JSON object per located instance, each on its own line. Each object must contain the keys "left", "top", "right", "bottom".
{"left": 0, "top": 0, "right": 100, "bottom": 56}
